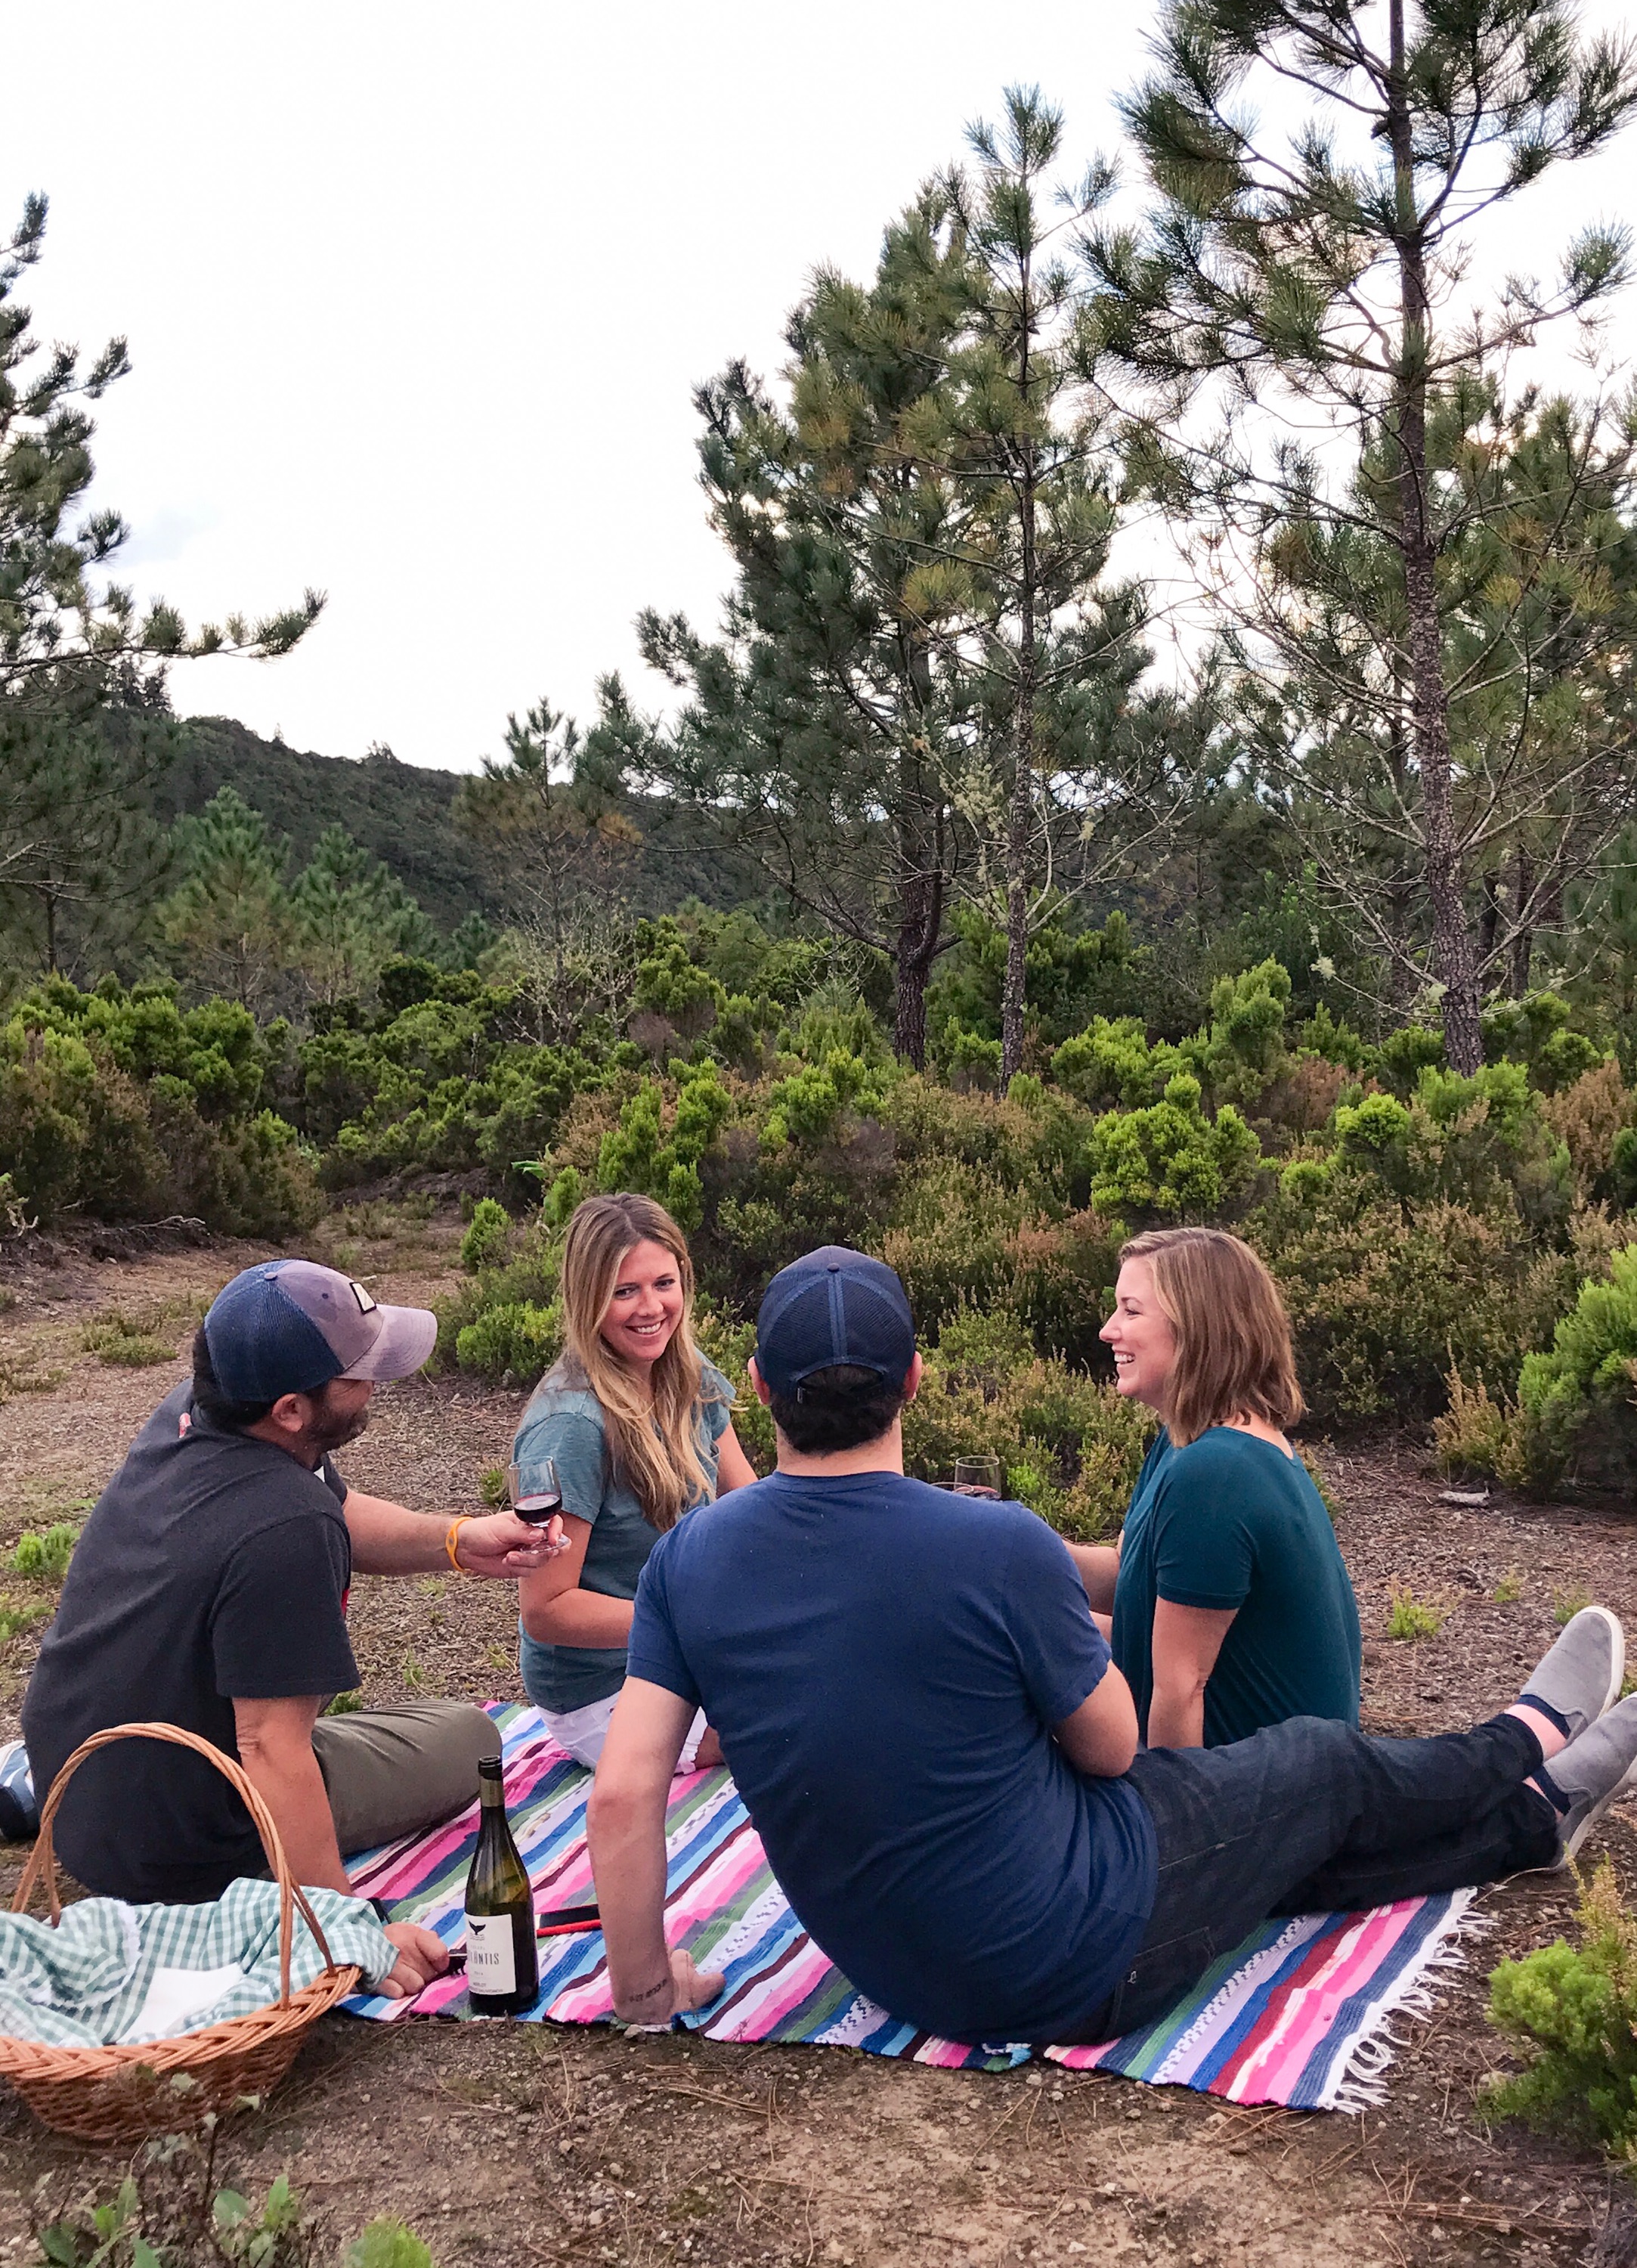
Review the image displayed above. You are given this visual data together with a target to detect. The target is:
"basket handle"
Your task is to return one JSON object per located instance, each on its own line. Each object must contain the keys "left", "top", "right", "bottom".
{"left": 13, "top": 1721, "right": 344, "bottom": 2005}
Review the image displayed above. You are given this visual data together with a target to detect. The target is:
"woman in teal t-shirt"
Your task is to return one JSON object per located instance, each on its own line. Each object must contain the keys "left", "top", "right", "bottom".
{"left": 1070, "top": 1227, "right": 1360, "bottom": 1749}
{"left": 515, "top": 1194, "right": 757, "bottom": 1768}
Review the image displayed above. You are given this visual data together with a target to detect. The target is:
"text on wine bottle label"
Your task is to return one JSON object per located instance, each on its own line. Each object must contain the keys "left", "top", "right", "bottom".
{"left": 464, "top": 1911, "right": 517, "bottom": 1994}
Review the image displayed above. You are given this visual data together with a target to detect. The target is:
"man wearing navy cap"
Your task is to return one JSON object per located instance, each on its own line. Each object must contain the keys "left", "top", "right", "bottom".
{"left": 23, "top": 1260, "right": 564, "bottom": 1997}
{"left": 589, "top": 1246, "right": 1637, "bottom": 2047}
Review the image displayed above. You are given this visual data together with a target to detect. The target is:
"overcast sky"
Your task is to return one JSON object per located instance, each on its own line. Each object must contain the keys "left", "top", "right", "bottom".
{"left": 7, "top": 2, "right": 1635, "bottom": 774}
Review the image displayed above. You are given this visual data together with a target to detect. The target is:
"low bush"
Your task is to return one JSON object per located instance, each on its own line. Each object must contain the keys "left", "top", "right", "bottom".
{"left": 1515, "top": 1244, "right": 1637, "bottom": 1492}
{"left": 1431, "top": 1371, "right": 1529, "bottom": 1490}
{"left": 0, "top": 981, "right": 320, "bottom": 1235}
{"left": 460, "top": 1196, "right": 512, "bottom": 1272}
{"left": 1486, "top": 1861, "right": 1637, "bottom": 2162}
{"left": 901, "top": 1309, "right": 1155, "bottom": 1541}
{"left": 82, "top": 1311, "right": 177, "bottom": 1366}
{"left": 453, "top": 1299, "right": 562, "bottom": 1386}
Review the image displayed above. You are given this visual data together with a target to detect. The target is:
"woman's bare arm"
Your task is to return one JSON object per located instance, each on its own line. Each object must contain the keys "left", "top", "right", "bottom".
{"left": 1145, "top": 1600, "right": 1237, "bottom": 1749}
{"left": 518, "top": 1514, "right": 634, "bottom": 1647}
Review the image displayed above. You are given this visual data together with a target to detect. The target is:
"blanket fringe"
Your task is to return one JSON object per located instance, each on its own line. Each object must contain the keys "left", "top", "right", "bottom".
{"left": 1319, "top": 1891, "right": 1490, "bottom": 2114}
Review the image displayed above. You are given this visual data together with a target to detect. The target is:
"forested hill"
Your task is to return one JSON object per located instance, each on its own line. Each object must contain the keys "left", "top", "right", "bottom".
{"left": 151, "top": 718, "right": 502, "bottom": 931}
{"left": 148, "top": 715, "right": 754, "bottom": 931}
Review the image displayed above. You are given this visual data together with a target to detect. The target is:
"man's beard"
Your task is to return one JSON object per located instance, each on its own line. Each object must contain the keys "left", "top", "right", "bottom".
{"left": 308, "top": 1396, "right": 371, "bottom": 1456}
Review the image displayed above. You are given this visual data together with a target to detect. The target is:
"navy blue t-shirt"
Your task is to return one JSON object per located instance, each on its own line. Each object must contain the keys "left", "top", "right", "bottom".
{"left": 627, "top": 1470, "right": 1157, "bottom": 2046}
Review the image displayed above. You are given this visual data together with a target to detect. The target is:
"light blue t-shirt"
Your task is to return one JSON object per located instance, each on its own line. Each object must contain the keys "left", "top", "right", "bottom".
{"left": 515, "top": 1354, "right": 734, "bottom": 1712}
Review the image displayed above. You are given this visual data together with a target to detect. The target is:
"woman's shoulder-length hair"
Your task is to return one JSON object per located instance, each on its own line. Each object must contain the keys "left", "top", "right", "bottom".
{"left": 1122, "top": 1226, "right": 1304, "bottom": 1448}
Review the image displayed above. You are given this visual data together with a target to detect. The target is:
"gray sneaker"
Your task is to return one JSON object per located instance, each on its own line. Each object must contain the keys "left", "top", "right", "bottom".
{"left": 1541, "top": 1692, "right": 1637, "bottom": 1865}
{"left": 1519, "top": 1605, "right": 1625, "bottom": 1743}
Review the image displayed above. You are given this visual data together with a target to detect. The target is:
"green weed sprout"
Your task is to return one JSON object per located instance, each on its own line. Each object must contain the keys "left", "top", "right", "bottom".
{"left": 11, "top": 1521, "right": 80, "bottom": 1582}
{"left": 1386, "top": 1585, "right": 1445, "bottom": 1641}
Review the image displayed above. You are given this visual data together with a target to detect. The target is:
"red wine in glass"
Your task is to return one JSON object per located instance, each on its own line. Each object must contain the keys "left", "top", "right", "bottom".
{"left": 507, "top": 1458, "right": 563, "bottom": 1526}
{"left": 952, "top": 1455, "right": 1002, "bottom": 1500}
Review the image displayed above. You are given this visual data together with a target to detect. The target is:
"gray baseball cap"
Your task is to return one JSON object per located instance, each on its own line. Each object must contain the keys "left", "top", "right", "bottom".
{"left": 203, "top": 1259, "right": 438, "bottom": 1403}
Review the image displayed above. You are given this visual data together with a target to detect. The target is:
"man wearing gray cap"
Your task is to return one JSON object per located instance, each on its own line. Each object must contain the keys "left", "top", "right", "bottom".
{"left": 23, "top": 1259, "right": 563, "bottom": 1997}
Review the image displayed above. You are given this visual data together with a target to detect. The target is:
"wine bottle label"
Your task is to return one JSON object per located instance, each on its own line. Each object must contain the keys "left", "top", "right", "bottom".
{"left": 465, "top": 1911, "right": 517, "bottom": 1994}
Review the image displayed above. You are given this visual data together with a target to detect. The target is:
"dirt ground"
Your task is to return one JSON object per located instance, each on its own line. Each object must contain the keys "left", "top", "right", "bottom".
{"left": 2, "top": 1206, "right": 1635, "bottom": 2268}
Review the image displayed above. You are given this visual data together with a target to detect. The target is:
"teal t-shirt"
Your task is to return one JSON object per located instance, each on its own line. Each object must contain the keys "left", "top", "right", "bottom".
{"left": 515, "top": 1355, "right": 735, "bottom": 1713}
{"left": 1111, "top": 1427, "right": 1361, "bottom": 1749}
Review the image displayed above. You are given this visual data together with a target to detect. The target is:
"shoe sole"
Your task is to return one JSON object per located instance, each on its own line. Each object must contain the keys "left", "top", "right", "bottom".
{"left": 1587, "top": 1605, "right": 1628, "bottom": 1722}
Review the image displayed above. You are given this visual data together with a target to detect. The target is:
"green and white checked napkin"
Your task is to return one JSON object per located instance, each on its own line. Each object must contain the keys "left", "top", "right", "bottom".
{"left": 0, "top": 1881, "right": 396, "bottom": 2049}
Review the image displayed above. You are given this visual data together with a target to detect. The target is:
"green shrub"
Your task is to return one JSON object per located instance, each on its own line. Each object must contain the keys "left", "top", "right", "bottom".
{"left": 1486, "top": 1861, "right": 1637, "bottom": 2161}
{"left": 902, "top": 1311, "right": 1155, "bottom": 1542}
{"left": 453, "top": 1299, "right": 562, "bottom": 1385}
{"left": 1515, "top": 1244, "right": 1637, "bottom": 1492}
{"left": 1253, "top": 1166, "right": 1569, "bottom": 1419}
{"left": 460, "top": 1196, "right": 512, "bottom": 1272}
{"left": 1085, "top": 1074, "right": 1261, "bottom": 1220}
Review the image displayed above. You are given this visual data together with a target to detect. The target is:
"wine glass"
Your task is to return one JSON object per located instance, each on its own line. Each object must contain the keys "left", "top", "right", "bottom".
{"left": 952, "top": 1455, "right": 1003, "bottom": 1500}
{"left": 507, "top": 1458, "right": 563, "bottom": 1526}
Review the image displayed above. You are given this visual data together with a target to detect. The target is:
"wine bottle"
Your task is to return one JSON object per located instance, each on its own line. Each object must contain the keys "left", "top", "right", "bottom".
{"left": 463, "top": 1757, "right": 540, "bottom": 2015}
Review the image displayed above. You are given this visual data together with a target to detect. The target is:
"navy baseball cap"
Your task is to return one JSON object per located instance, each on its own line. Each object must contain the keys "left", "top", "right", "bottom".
{"left": 203, "top": 1260, "right": 438, "bottom": 1405}
{"left": 754, "top": 1247, "right": 915, "bottom": 1397}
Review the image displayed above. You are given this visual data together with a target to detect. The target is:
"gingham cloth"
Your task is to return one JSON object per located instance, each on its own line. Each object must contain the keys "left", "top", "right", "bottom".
{"left": 0, "top": 1881, "right": 395, "bottom": 2049}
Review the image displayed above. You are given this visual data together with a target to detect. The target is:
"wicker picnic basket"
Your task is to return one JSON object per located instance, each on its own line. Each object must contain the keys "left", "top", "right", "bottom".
{"left": 0, "top": 1721, "right": 361, "bottom": 2141}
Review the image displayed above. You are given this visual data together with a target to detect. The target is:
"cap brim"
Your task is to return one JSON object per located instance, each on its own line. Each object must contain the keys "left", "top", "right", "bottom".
{"left": 339, "top": 1303, "right": 438, "bottom": 1382}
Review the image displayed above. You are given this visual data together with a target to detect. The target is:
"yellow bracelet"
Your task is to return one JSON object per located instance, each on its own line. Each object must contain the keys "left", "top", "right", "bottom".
{"left": 445, "top": 1517, "right": 472, "bottom": 1573}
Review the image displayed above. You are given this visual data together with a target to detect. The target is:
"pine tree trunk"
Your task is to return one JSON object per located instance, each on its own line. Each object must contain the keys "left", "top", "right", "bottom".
{"left": 1388, "top": 0, "right": 1482, "bottom": 1076}
{"left": 893, "top": 875, "right": 936, "bottom": 1068}
{"left": 1510, "top": 844, "right": 1534, "bottom": 999}
{"left": 1002, "top": 454, "right": 1038, "bottom": 1084}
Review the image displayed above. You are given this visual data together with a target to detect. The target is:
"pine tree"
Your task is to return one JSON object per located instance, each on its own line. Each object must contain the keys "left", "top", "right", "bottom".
{"left": 1, "top": 194, "right": 323, "bottom": 974}
{"left": 631, "top": 203, "right": 974, "bottom": 1066}
{"left": 453, "top": 693, "right": 641, "bottom": 994}
{"left": 160, "top": 787, "right": 295, "bottom": 1009}
{"left": 1086, "top": 0, "right": 1637, "bottom": 1070}
{"left": 289, "top": 823, "right": 438, "bottom": 1004}
{"left": 936, "top": 87, "right": 1158, "bottom": 1077}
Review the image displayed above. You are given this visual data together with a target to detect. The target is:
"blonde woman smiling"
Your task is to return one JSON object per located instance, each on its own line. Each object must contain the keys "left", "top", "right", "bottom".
{"left": 515, "top": 1194, "right": 757, "bottom": 1768}
{"left": 1072, "top": 1226, "right": 1361, "bottom": 1750}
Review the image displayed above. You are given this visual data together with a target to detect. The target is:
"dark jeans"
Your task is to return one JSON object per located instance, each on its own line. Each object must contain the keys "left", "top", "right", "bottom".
{"left": 1076, "top": 1712, "right": 1557, "bottom": 2040}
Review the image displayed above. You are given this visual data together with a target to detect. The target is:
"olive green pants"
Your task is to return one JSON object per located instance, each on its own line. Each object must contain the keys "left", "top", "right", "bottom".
{"left": 310, "top": 1701, "right": 500, "bottom": 1856}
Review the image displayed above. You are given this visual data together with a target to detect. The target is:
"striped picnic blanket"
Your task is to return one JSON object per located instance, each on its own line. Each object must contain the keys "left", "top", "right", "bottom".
{"left": 342, "top": 1705, "right": 1475, "bottom": 2108}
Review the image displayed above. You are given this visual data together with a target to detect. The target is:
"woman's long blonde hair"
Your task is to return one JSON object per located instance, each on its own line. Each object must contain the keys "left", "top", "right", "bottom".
{"left": 558, "top": 1193, "right": 724, "bottom": 1531}
{"left": 1119, "top": 1226, "right": 1305, "bottom": 1448}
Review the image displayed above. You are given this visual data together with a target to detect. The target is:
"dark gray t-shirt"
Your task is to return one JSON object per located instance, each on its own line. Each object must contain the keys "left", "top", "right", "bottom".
{"left": 22, "top": 1381, "right": 357, "bottom": 1902}
{"left": 514, "top": 1355, "right": 733, "bottom": 1713}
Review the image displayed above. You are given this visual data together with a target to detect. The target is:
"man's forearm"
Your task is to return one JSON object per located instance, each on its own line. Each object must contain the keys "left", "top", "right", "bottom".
{"left": 237, "top": 1735, "right": 351, "bottom": 1892}
{"left": 1145, "top": 1682, "right": 1206, "bottom": 1751}
{"left": 342, "top": 1489, "right": 450, "bottom": 1576}
{"left": 587, "top": 1784, "right": 675, "bottom": 2021}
